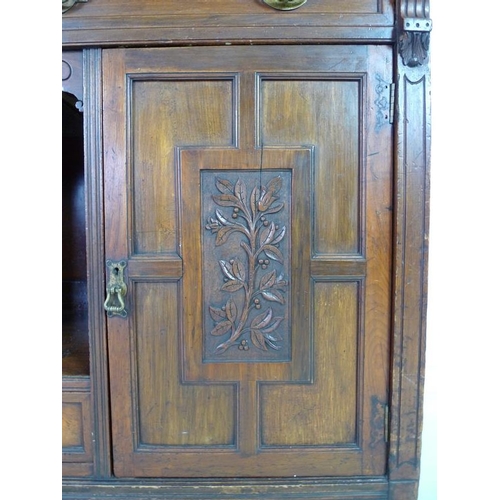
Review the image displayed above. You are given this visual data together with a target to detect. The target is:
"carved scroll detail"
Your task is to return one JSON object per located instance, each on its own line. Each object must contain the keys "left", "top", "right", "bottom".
{"left": 399, "top": 1, "right": 433, "bottom": 67}
{"left": 205, "top": 175, "right": 288, "bottom": 355}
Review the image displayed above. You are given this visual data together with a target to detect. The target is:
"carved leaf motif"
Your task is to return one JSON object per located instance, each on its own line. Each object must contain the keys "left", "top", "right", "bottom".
{"left": 258, "top": 193, "right": 277, "bottom": 212}
{"left": 251, "top": 309, "right": 273, "bottom": 330}
{"left": 399, "top": 31, "right": 430, "bottom": 68}
{"left": 215, "top": 209, "right": 233, "bottom": 226}
{"left": 209, "top": 306, "right": 227, "bottom": 322}
{"left": 219, "top": 260, "right": 235, "bottom": 280}
{"left": 260, "top": 270, "right": 277, "bottom": 290}
{"left": 213, "top": 194, "right": 240, "bottom": 207}
{"left": 250, "top": 186, "right": 260, "bottom": 218}
{"left": 222, "top": 280, "right": 244, "bottom": 292}
{"left": 260, "top": 222, "right": 277, "bottom": 247}
{"left": 262, "top": 244, "right": 284, "bottom": 263}
{"left": 234, "top": 178, "right": 247, "bottom": 203}
{"left": 272, "top": 226, "right": 286, "bottom": 244}
{"left": 206, "top": 175, "right": 288, "bottom": 355}
{"left": 264, "top": 338, "right": 280, "bottom": 350}
{"left": 232, "top": 258, "right": 246, "bottom": 282}
{"left": 262, "top": 290, "right": 285, "bottom": 304}
{"left": 264, "top": 202, "right": 284, "bottom": 215}
{"left": 216, "top": 226, "right": 238, "bottom": 246}
{"left": 216, "top": 177, "right": 234, "bottom": 194}
{"left": 261, "top": 317, "right": 284, "bottom": 335}
{"left": 250, "top": 329, "right": 268, "bottom": 350}
{"left": 266, "top": 176, "right": 282, "bottom": 195}
{"left": 211, "top": 320, "right": 232, "bottom": 336}
{"left": 225, "top": 298, "right": 238, "bottom": 323}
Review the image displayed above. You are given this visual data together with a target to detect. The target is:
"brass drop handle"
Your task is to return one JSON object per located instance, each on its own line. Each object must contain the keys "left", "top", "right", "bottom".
{"left": 263, "top": 0, "right": 308, "bottom": 11}
{"left": 104, "top": 260, "right": 128, "bottom": 318}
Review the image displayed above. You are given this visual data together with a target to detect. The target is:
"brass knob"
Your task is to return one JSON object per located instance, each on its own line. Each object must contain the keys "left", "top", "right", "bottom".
{"left": 263, "top": 0, "right": 308, "bottom": 11}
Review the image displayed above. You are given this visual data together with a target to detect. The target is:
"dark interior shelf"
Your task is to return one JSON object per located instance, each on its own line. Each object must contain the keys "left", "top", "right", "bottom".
{"left": 63, "top": 93, "right": 89, "bottom": 378}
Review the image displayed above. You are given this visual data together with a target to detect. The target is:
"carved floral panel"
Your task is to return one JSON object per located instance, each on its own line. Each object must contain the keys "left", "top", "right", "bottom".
{"left": 202, "top": 170, "right": 291, "bottom": 362}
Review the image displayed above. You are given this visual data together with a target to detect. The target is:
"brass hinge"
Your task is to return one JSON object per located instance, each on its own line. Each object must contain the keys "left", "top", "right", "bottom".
{"left": 389, "top": 83, "right": 396, "bottom": 124}
{"left": 384, "top": 404, "right": 390, "bottom": 442}
{"left": 375, "top": 75, "right": 395, "bottom": 130}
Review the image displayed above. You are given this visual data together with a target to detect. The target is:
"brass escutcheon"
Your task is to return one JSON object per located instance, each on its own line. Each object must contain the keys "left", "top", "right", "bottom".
{"left": 103, "top": 260, "right": 128, "bottom": 318}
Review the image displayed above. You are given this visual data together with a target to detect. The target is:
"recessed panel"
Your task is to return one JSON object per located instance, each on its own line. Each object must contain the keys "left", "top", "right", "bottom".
{"left": 135, "top": 282, "right": 236, "bottom": 446}
{"left": 260, "top": 281, "right": 359, "bottom": 446}
{"left": 202, "top": 170, "right": 292, "bottom": 363}
{"left": 261, "top": 78, "right": 361, "bottom": 256}
{"left": 62, "top": 402, "right": 84, "bottom": 449}
{"left": 131, "top": 78, "right": 235, "bottom": 256}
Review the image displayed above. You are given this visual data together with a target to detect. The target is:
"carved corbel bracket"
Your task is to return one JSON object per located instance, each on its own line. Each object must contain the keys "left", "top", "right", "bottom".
{"left": 399, "top": 1, "right": 433, "bottom": 67}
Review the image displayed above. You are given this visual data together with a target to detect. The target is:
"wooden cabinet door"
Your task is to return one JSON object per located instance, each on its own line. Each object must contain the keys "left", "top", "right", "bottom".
{"left": 103, "top": 45, "right": 393, "bottom": 478}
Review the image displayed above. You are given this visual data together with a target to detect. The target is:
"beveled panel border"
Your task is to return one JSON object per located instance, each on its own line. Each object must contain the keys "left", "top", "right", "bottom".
{"left": 258, "top": 277, "right": 365, "bottom": 451}
{"left": 180, "top": 147, "right": 313, "bottom": 383}
{"left": 256, "top": 73, "right": 367, "bottom": 259}
{"left": 125, "top": 73, "right": 239, "bottom": 260}
{"left": 62, "top": 384, "right": 93, "bottom": 469}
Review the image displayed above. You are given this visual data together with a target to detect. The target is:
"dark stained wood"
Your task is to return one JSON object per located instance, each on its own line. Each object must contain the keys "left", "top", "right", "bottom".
{"left": 62, "top": 0, "right": 395, "bottom": 47}
{"left": 63, "top": 477, "right": 390, "bottom": 499}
